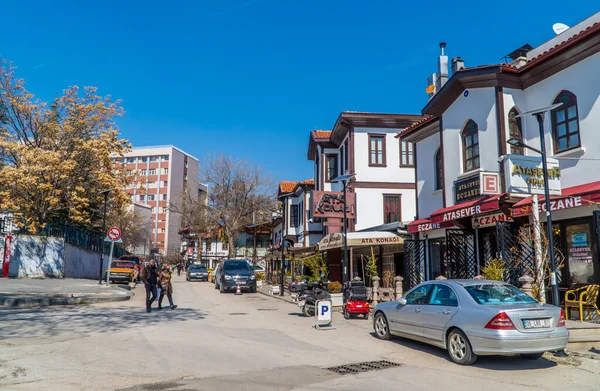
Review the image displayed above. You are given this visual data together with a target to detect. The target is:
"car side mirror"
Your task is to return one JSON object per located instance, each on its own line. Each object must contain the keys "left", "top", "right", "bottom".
{"left": 398, "top": 298, "right": 407, "bottom": 306}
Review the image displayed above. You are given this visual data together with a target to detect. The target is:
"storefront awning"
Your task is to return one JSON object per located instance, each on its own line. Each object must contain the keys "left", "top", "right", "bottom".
{"left": 407, "top": 218, "right": 455, "bottom": 233}
{"left": 318, "top": 231, "right": 404, "bottom": 251}
{"left": 511, "top": 181, "right": 600, "bottom": 218}
{"left": 430, "top": 194, "right": 506, "bottom": 223}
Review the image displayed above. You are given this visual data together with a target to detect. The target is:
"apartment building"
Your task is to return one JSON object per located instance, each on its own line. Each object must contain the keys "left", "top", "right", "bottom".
{"left": 120, "top": 145, "right": 199, "bottom": 255}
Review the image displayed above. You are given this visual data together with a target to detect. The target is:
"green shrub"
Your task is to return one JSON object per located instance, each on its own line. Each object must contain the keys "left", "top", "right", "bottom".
{"left": 482, "top": 258, "right": 506, "bottom": 281}
{"left": 328, "top": 281, "right": 342, "bottom": 293}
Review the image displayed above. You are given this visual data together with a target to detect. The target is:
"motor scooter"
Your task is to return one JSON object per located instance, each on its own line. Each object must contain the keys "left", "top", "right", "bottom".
{"left": 297, "top": 280, "right": 330, "bottom": 317}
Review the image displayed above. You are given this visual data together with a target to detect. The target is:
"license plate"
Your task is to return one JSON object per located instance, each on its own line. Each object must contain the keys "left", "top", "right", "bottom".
{"left": 238, "top": 281, "right": 246, "bottom": 285}
{"left": 523, "top": 318, "right": 551, "bottom": 329}
{"left": 357, "top": 305, "right": 362, "bottom": 308}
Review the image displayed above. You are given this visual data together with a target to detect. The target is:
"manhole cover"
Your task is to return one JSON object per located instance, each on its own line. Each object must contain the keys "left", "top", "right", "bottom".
{"left": 257, "top": 308, "right": 277, "bottom": 311}
{"left": 228, "top": 313, "right": 249, "bottom": 316}
{"left": 325, "top": 360, "right": 402, "bottom": 375}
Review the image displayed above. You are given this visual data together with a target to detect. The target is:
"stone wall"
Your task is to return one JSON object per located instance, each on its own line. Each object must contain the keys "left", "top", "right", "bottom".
{"left": 8, "top": 236, "right": 65, "bottom": 278}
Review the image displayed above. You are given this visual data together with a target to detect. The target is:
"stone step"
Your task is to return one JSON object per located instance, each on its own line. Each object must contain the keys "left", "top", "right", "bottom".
{"left": 569, "top": 327, "right": 600, "bottom": 338}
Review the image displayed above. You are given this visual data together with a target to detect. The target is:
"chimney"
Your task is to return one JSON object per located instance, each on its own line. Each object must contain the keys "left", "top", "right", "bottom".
{"left": 426, "top": 72, "right": 437, "bottom": 99}
{"left": 436, "top": 42, "right": 449, "bottom": 91}
{"left": 452, "top": 57, "right": 465, "bottom": 74}
{"left": 510, "top": 56, "right": 527, "bottom": 68}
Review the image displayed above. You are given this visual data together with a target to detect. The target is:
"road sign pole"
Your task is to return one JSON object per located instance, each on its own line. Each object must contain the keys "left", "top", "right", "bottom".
{"left": 106, "top": 240, "right": 115, "bottom": 285}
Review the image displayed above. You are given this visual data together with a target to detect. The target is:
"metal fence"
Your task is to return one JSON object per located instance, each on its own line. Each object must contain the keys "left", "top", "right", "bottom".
{"left": 31, "top": 223, "right": 128, "bottom": 258}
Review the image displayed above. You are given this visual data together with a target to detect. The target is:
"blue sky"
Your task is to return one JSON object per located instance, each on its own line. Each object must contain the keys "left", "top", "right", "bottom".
{"left": 2, "top": 1, "right": 597, "bottom": 182}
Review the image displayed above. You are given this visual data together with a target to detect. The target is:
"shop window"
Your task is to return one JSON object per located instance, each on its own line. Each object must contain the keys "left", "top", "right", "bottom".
{"left": 552, "top": 91, "right": 580, "bottom": 153}
{"left": 434, "top": 148, "right": 443, "bottom": 191}
{"left": 565, "top": 222, "right": 595, "bottom": 285}
{"left": 462, "top": 120, "right": 479, "bottom": 172}
{"left": 508, "top": 107, "right": 524, "bottom": 155}
{"left": 383, "top": 194, "right": 402, "bottom": 224}
{"left": 400, "top": 141, "right": 414, "bottom": 167}
{"left": 368, "top": 134, "right": 386, "bottom": 166}
{"left": 326, "top": 154, "right": 337, "bottom": 181}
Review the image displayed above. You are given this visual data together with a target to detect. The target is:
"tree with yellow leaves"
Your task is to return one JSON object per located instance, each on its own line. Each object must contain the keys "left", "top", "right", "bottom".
{"left": 0, "top": 59, "right": 135, "bottom": 233}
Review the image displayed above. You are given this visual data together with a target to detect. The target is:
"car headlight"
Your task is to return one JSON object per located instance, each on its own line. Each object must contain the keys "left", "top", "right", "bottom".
{"left": 249, "top": 275, "right": 256, "bottom": 280}
{"left": 224, "top": 275, "right": 232, "bottom": 281}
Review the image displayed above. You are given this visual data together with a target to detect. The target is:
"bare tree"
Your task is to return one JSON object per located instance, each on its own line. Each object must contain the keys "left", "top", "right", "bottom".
{"left": 107, "top": 206, "right": 152, "bottom": 253}
{"left": 202, "top": 155, "right": 276, "bottom": 258}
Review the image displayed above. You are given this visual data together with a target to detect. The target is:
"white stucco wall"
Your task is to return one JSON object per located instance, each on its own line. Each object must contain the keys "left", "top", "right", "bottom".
{"left": 353, "top": 127, "right": 415, "bottom": 184}
{"left": 416, "top": 133, "right": 443, "bottom": 218}
{"left": 515, "top": 53, "right": 600, "bottom": 189}
{"left": 441, "top": 87, "right": 498, "bottom": 206}
{"left": 354, "top": 188, "right": 416, "bottom": 231}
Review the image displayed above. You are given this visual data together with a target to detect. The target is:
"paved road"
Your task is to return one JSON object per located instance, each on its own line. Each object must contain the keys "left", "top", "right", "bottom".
{"left": 1, "top": 276, "right": 599, "bottom": 390}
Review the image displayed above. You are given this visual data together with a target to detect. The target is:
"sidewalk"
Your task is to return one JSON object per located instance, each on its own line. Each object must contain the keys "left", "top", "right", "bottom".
{"left": 0, "top": 278, "right": 134, "bottom": 308}
{"left": 256, "top": 284, "right": 297, "bottom": 303}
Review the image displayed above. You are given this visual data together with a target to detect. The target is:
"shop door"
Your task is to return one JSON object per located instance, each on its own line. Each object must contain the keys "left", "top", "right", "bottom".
{"left": 445, "top": 229, "right": 476, "bottom": 279}
{"left": 404, "top": 239, "right": 426, "bottom": 291}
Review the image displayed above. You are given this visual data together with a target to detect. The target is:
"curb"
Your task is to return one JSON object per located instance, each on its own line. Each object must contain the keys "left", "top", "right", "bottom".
{"left": 257, "top": 289, "right": 296, "bottom": 304}
{"left": 0, "top": 292, "right": 133, "bottom": 308}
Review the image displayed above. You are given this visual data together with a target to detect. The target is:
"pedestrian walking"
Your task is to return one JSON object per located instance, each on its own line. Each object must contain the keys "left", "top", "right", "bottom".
{"left": 142, "top": 260, "right": 159, "bottom": 313}
{"left": 158, "top": 264, "right": 177, "bottom": 310}
{"left": 177, "top": 263, "right": 183, "bottom": 276}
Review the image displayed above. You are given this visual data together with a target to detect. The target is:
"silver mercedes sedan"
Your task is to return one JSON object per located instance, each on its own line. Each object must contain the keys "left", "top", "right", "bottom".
{"left": 372, "top": 279, "right": 568, "bottom": 365}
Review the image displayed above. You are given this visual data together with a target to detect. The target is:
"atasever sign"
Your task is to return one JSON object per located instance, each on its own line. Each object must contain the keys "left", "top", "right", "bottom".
{"left": 312, "top": 191, "right": 356, "bottom": 219}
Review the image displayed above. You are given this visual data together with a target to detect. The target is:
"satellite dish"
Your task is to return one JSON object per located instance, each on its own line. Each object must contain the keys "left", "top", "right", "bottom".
{"left": 553, "top": 23, "right": 570, "bottom": 35}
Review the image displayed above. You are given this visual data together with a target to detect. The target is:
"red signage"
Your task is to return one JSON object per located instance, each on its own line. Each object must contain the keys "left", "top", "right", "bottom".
{"left": 512, "top": 195, "right": 592, "bottom": 217}
{"left": 107, "top": 227, "right": 122, "bottom": 241}
{"left": 313, "top": 191, "right": 356, "bottom": 218}
{"left": 407, "top": 220, "right": 454, "bottom": 233}
{"left": 2, "top": 235, "right": 12, "bottom": 278}
{"left": 431, "top": 197, "right": 501, "bottom": 223}
{"left": 187, "top": 247, "right": 194, "bottom": 255}
{"left": 481, "top": 173, "right": 499, "bottom": 195}
{"left": 472, "top": 212, "right": 513, "bottom": 228}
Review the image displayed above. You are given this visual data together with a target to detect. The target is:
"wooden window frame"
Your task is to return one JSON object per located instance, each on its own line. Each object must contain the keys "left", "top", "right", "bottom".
{"left": 434, "top": 148, "right": 443, "bottom": 191}
{"left": 508, "top": 107, "right": 524, "bottom": 155}
{"left": 368, "top": 134, "right": 387, "bottom": 167}
{"left": 462, "top": 120, "right": 480, "bottom": 172}
{"left": 382, "top": 194, "right": 402, "bottom": 224}
{"left": 325, "top": 154, "right": 338, "bottom": 182}
{"left": 344, "top": 138, "right": 349, "bottom": 172}
{"left": 552, "top": 90, "right": 581, "bottom": 153}
{"left": 340, "top": 145, "right": 345, "bottom": 175}
{"left": 400, "top": 140, "right": 415, "bottom": 167}
{"left": 290, "top": 204, "right": 300, "bottom": 228}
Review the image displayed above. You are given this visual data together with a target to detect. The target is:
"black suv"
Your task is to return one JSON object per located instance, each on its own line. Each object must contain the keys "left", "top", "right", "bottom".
{"left": 215, "top": 260, "right": 256, "bottom": 293}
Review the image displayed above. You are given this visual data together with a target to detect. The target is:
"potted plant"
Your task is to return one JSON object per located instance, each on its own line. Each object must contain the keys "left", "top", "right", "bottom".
{"left": 256, "top": 272, "right": 265, "bottom": 287}
{"left": 328, "top": 281, "right": 343, "bottom": 307}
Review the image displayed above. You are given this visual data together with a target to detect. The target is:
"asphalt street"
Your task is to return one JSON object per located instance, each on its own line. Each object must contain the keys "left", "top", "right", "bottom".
{"left": 1, "top": 275, "right": 599, "bottom": 390}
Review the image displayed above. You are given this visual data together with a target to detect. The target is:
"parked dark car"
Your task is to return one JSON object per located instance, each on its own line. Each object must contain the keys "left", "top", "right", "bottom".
{"left": 187, "top": 264, "right": 209, "bottom": 281}
{"left": 215, "top": 260, "right": 256, "bottom": 293}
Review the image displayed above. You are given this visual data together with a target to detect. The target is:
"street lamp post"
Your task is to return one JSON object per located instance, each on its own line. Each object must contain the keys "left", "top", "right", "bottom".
{"left": 509, "top": 102, "right": 563, "bottom": 306}
{"left": 333, "top": 173, "right": 356, "bottom": 284}
{"left": 278, "top": 192, "right": 293, "bottom": 296}
{"left": 98, "top": 188, "right": 116, "bottom": 284}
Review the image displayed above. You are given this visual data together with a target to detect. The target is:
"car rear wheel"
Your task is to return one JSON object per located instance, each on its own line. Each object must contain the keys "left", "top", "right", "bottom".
{"left": 343, "top": 307, "right": 350, "bottom": 319}
{"left": 521, "top": 353, "right": 544, "bottom": 360}
{"left": 374, "top": 313, "right": 390, "bottom": 340}
{"left": 447, "top": 329, "right": 477, "bottom": 365}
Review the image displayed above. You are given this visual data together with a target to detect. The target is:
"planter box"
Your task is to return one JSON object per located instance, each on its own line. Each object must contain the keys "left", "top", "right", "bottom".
{"left": 269, "top": 285, "right": 280, "bottom": 295}
{"left": 257, "top": 280, "right": 263, "bottom": 288}
{"left": 330, "top": 293, "right": 343, "bottom": 307}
